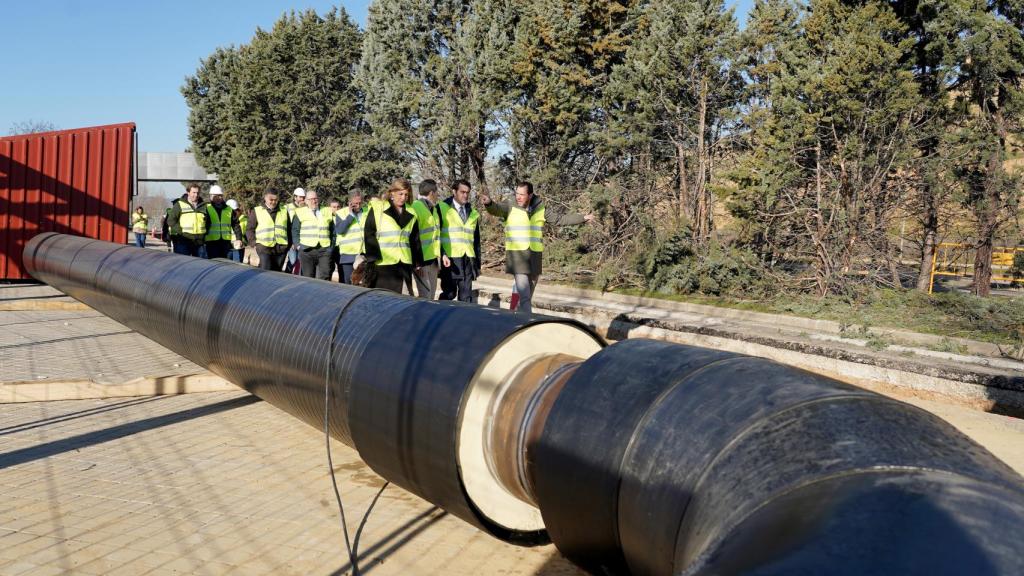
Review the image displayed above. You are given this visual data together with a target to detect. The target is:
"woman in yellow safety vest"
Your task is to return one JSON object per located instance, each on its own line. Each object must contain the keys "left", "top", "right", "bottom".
{"left": 131, "top": 207, "right": 149, "bottom": 248}
{"left": 363, "top": 179, "right": 423, "bottom": 293}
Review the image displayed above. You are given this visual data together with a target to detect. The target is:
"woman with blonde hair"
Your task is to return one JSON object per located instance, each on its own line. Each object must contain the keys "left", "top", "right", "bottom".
{"left": 362, "top": 178, "right": 423, "bottom": 293}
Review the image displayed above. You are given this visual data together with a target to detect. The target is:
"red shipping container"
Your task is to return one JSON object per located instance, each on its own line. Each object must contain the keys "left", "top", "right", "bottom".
{"left": 0, "top": 122, "right": 136, "bottom": 280}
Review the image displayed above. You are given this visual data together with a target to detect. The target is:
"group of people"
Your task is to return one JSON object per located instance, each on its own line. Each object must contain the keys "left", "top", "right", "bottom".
{"left": 151, "top": 178, "right": 586, "bottom": 313}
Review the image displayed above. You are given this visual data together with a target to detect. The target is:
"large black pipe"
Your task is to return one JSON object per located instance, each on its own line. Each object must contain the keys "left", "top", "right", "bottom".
{"left": 24, "top": 233, "right": 1024, "bottom": 575}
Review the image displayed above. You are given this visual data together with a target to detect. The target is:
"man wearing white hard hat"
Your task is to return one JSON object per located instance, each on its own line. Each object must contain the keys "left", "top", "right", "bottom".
{"left": 284, "top": 188, "right": 306, "bottom": 273}
{"left": 204, "top": 185, "right": 243, "bottom": 260}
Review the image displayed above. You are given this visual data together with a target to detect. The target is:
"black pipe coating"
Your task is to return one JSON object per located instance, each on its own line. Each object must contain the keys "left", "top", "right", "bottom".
{"left": 531, "top": 339, "right": 1024, "bottom": 575}
{"left": 22, "top": 232, "right": 599, "bottom": 542}
{"left": 24, "top": 233, "right": 1024, "bottom": 575}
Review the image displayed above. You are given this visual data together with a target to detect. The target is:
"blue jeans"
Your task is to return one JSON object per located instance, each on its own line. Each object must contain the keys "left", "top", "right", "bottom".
{"left": 134, "top": 232, "right": 146, "bottom": 248}
{"left": 172, "top": 238, "right": 206, "bottom": 258}
{"left": 512, "top": 273, "right": 539, "bottom": 314}
{"left": 228, "top": 249, "right": 242, "bottom": 262}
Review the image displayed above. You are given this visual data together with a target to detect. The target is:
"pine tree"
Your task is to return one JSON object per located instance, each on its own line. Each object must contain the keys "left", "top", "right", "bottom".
{"left": 607, "top": 0, "right": 742, "bottom": 243}
{"left": 358, "top": 0, "right": 507, "bottom": 189}
{"left": 182, "top": 8, "right": 366, "bottom": 203}
{"left": 731, "top": 0, "right": 921, "bottom": 294}
{"left": 949, "top": 0, "right": 1024, "bottom": 295}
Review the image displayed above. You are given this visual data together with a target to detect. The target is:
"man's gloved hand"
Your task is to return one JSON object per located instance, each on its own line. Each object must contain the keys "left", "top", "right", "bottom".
{"left": 232, "top": 240, "right": 243, "bottom": 250}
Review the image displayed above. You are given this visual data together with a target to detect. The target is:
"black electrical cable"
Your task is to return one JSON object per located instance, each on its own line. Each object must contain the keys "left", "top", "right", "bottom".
{"left": 323, "top": 286, "right": 390, "bottom": 575}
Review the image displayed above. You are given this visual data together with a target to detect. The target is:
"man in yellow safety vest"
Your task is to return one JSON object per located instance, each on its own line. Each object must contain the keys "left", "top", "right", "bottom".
{"left": 332, "top": 190, "right": 367, "bottom": 284}
{"left": 481, "top": 180, "right": 593, "bottom": 314}
{"left": 245, "top": 188, "right": 291, "bottom": 272}
{"left": 167, "top": 184, "right": 211, "bottom": 258}
{"left": 131, "top": 206, "right": 149, "bottom": 248}
{"left": 290, "top": 189, "right": 335, "bottom": 281}
{"left": 409, "top": 179, "right": 442, "bottom": 299}
{"left": 204, "top": 185, "right": 243, "bottom": 260}
{"left": 438, "top": 179, "right": 481, "bottom": 302}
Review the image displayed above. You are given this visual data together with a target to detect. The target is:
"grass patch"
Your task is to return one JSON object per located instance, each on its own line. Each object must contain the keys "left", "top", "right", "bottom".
{"left": 608, "top": 285, "right": 1023, "bottom": 347}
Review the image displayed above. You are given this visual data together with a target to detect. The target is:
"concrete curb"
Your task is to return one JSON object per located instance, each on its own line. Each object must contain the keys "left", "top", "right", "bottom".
{"left": 473, "top": 278, "right": 1024, "bottom": 415}
{"left": 475, "top": 276, "right": 1008, "bottom": 358}
{"left": 0, "top": 373, "right": 238, "bottom": 403}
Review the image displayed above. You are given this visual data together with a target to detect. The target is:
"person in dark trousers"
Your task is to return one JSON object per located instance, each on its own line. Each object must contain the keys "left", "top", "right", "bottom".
{"left": 332, "top": 191, "right": 367, "bottom": 284}
{"left": 363, "top": 179, "right": 423, "bottom": 294}
{"left": 204, "top": 185, "right": 243, "bottom": 260}
{"left": 481, "top": 181, "right": 592, "bottom": 314}
{"left": 409, "top": 179, "right": 442, "bottom": 299}
{"left": 290, "top": 189, "right": 335, "bottom": 281}
{"left": 161, "top": 207, "right": 172, "bottom": 251}
{"left": 438, "top": 179, "right": 481, "bottom": 302}
{"left": 167, "top": 184, "right": 210, "bottom": 258}
{"left": 246, "top": 189, "right": 291, "bottom": 272}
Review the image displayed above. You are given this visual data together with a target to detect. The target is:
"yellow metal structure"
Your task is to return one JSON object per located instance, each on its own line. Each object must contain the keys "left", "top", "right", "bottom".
{"left": 928, "top": 243, "right": 1023, "bottom": 293}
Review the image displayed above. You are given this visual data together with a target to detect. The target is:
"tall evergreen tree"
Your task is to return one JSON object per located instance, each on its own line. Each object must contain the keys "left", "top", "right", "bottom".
{"left": 607, "top": 0, "right": 742, "bottom": 242}
{"left": 950, "top": 0, "right": 1024, "bottom": 295}
{"left": 731, "top": 0, "right": 921, "bottom": 294}
{"left": 358, "top": 0, "right": 507, "bottom": 188}
{"left": 182, "top": 9, "right": 366, "bottom": 202}
{"left": 500, "top": 0, "right": 634, "bottom": 197}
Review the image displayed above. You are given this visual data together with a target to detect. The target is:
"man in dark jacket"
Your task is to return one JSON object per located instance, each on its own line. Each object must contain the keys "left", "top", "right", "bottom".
{"left": 246, "top": 189, "right": 292, "bottom": 272}
{"left": 167, "top": 184, "right": 210, "bottom": 258}
{"left": 438, "top": 179, "right": 482, "bottom": 302}
{"left": 204, "top": 186, "right": 243, "bottom": 260}
{"left": 290, "top": 189, "right": 335, "bottom": 281}
{"left": 481, "top": 181, "right": 591, "bottom": 314}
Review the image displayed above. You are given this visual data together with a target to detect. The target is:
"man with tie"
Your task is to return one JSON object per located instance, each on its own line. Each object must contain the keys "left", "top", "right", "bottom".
{"left": 438, "top": 179, "right": 481, "bottom": 302}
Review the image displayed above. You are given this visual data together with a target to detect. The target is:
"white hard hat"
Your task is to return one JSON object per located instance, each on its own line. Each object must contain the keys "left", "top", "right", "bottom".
{"left": 226, "top": 199, "right": 239, "bottom": 210}
{"left": 293, "top": 187, "right": 306, "bottom": 198}
{"left": 209, "top": 185, "right": 224, "bottom": 196}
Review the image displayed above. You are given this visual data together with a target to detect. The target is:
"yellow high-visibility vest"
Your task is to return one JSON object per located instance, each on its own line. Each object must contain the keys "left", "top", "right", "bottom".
{"left": 132, "top": 212, "right": 148, "bottom": 234}
{"left": 409, "top": 199, "right": 440, "bottom": 261}
{"left": 336, "top": 207, "right": 367, "bottom": 255}
{"left": 504, "top": 205, "right": 544, "bottom": 252}
{"left": 176, "top": 199, "right": 207, "bottom": 236}
{"left": 236, "top": 215, "right": 248, "bottom": 242}
{"left": 376, "top": 209, "right": 416, "bottom": 266}
{"left": 254, "top": 206, "right": 289, "bottom": 247}
{"left": 205, "top": 205, "right": 233, "bottom": 241}
{"left": 439, "top": 202, "right": 479, "bottom": 258}
{"left": 295, "top": 206, "right": 334, "bottom": 248}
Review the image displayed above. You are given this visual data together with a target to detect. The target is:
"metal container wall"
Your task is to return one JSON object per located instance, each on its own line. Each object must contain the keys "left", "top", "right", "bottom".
{"left": 0, "top": 123, "right": 136, "bottom": 280}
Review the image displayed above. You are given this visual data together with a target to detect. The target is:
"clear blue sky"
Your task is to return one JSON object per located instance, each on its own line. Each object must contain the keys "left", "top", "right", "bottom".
{"left": 2, "top": 0, "right": 752, "bottom": 156}
{"left": 2, "top": 0, "right": 370, "bottom": 153}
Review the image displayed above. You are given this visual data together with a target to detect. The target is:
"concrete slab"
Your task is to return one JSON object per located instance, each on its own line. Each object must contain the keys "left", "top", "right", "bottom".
{"left": 0, "top": 293, "right": 231, "bottom": 402}
{"left": 0, "top": 392, "right": 582, "bottom": 575}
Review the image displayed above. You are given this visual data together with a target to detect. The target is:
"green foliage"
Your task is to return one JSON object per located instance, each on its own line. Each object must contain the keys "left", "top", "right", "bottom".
{"left": 179, "top": 0, "right": 1024, "bottom": 311}
{"left": 604, "top": 0, "right": 742, "bottom": 240}
{"left": 728, "top": 0, "right": 922, "bottom": 294}
{"left": 1012, "top": 252, "right": 1024, "bottom": 278}
{"left": 182, "top": 8, "right": 369, "bottom": 204}
{"left": 642, "top": 232, "right": 768, "bottom": 297}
